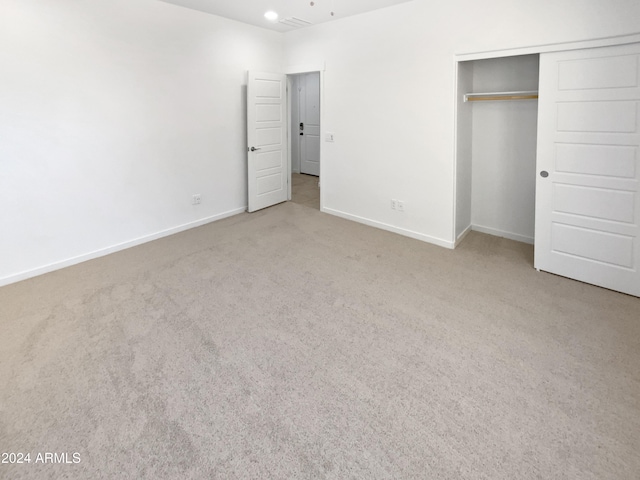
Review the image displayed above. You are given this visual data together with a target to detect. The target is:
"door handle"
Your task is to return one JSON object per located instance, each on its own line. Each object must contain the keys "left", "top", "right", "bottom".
{"left": 299, "top": 122, "right": 304, "bottom": 131}
{"left": 249, "top": 146, "right": 261, "bottom": 152}
{"left": 540, "top": 171, "right": 549, "bottom": 178}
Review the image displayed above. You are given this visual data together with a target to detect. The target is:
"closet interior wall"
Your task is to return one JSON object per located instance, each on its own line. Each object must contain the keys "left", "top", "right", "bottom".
{"left": 456, "top": 54, "right": 540, "bottom": 245}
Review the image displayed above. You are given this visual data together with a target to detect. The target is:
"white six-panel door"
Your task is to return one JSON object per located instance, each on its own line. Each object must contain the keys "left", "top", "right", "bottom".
{"left": 535, "top": 43, "right": 640, "bottom": 297}
{"left": 247, "top": 72, "right": 288, "bottom": 213}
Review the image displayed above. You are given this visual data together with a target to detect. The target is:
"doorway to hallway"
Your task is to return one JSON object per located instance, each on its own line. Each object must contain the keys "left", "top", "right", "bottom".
{"left": 289, "top": 72, "right": 320, "bottom": 177}
{"left": 289, "top": 71, "right": 321, "bottom": 210}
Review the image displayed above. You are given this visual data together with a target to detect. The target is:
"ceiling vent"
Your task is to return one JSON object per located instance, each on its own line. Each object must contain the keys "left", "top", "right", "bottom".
{"left": 279, "top": 17, "right": 312, "bottom": 28}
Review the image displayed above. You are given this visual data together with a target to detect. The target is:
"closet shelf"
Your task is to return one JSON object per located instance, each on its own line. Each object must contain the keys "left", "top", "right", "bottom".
{"left": 464, "top": 90, "right": 539, "bottom": 102}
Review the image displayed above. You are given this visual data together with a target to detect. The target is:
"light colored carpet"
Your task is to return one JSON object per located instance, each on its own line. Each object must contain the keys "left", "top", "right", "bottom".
{"left": 1, "top": 202, "right": 639, "bottom": 479}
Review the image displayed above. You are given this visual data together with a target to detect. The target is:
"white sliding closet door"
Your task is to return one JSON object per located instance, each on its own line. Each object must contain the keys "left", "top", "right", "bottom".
{"left": 535, "top": 43, "right": 640, "bottom": 297}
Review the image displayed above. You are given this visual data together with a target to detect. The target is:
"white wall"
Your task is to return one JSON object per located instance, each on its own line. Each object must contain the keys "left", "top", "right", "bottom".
{"left": 0, "top": 0, "right": 283, "bottom": 285}
{"left": 283, "top": 0, "right": 640, "bottom": 247}
{"left": 469, "top": 55, "right": 540, "bottom": 244}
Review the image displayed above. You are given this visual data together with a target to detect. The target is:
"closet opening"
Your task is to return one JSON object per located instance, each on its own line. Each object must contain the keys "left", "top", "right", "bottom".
{"left": 455, "top": 54, "right": 540, "bottom": 247}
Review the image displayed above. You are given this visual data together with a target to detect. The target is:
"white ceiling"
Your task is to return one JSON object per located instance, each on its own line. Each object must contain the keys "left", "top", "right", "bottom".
{"left": 158, "top": 0, "right": 414, "bottom": 32}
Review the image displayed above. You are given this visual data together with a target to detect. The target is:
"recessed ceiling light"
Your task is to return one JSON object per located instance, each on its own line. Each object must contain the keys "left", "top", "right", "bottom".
{"left": 264, "top": 11, "right": 278, "bottom": 21}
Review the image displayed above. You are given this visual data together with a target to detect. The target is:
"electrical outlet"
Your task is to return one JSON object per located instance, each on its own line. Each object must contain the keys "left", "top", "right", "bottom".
{"left": 192, "top": 194, "right": 202, "bottom": 205}
{"left": 397, "top": 201, "right": 405, "bottom": 212}
{"left": 391, "top": 199, "right": 397, "bottom": 210}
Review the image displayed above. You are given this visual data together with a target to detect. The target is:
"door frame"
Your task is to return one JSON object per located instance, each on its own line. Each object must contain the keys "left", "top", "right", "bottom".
{"left": 285, "top": 63, "right": 326, "bottom": 211}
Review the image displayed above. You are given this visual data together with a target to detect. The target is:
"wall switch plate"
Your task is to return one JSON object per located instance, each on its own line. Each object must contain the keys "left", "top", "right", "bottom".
{"left": 325, "top": 132, "right": 335, "bottom": 142}
{"left": 192, "top": 194, "right": 202, "bottom": 205}
{"left": 397, "top": 201, "right": 405, "bottom": 212}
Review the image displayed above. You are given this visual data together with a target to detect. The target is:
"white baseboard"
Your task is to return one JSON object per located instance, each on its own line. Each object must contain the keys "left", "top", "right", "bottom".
{"left": 323, "top": 207, "right": 454, "bottom": 249}
{"left": 0, "top": 207, "right": 246, "bottom": 287}
{"left": 471, "top": 224, "right": 534, "bottom": 244}
{"left": 455, "top": 225, "right": 472, "bottom": 247}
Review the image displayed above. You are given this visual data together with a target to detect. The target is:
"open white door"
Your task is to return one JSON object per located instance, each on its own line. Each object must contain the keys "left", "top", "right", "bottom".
{"left": 535, "top": 43, "right": 640, "bottom": 297}
{"left": 247, "top": 71, "right": 288, "bottom": 213}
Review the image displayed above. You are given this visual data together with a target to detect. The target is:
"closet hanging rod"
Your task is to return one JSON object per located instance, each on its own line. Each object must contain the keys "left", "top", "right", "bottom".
{"left": 464, "top": 90, "right": 539, "bottom": 102}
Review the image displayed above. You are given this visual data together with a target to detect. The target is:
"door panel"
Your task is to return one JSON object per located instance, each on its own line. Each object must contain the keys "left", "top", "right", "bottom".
{"left": 535, "top": 43, "right": 640, "bottom": 296}
{"left": 256, "top": 150, "right": 283, "bottom": 171}
{"left": 558, "top": 54, "right": 638, "bottom": 90}
{"left": 256, "top": 173, "right": 283, "bottom": 195}
{"left": 256, "top": 127, "right": 283, "bottom": 146}
{"left": 256, "top": 104, "right": 281, "bottom": 122}
{"left": 247, "top": 72, "right": 288, "bottom": 212}
{"left": 555, "top": 144, "right": 637, "bottom": 178}
{"left": 553, "top": 184, "right": 635, "bottom": 222}
{"left": 557, "top": 102, "right": 637, "bottom": 133}
{"left": 551, "top": 223, "right": 634, "bottom": 268}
